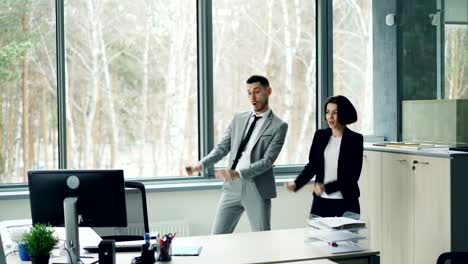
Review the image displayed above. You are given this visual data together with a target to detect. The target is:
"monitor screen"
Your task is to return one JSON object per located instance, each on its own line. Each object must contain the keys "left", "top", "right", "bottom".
{"left": 28, "top": 169, "right": 127, "bottom": 228}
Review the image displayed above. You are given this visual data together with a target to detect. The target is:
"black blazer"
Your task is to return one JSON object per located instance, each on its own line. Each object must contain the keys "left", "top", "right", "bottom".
{"left": 294, "top": 127, "right": 363, "bottom": 200}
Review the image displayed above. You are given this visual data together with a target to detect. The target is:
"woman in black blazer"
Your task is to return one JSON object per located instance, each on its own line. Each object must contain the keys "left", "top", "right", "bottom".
{"left": 286, "top": 95, "right": 363, "bottom": 217}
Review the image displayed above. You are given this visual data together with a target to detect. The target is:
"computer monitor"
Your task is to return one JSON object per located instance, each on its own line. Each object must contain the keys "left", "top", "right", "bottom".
{"left": 28, "top": 169, "right": 127, "bottom": 263}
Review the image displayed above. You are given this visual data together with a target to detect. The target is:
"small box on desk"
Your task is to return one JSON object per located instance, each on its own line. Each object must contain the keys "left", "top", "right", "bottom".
{"left": 98, "top": 240, "right": 116, "bottom": 264}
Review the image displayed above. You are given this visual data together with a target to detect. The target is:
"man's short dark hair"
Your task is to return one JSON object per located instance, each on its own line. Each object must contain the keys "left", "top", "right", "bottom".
{"left": 246, "top": 75, "right": 270, "bottom": 88}
{"left": 324, "top": 95, "right": 358, "bottom": 125}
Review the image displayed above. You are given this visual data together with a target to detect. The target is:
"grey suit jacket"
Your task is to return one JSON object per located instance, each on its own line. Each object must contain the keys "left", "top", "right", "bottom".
{"left": 200, "top": 110, "right": 288, "bottom": 199}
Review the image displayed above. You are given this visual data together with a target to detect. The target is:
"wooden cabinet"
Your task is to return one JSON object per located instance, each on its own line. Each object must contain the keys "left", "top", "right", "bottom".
{"left": 361, "top": 149, "right": 468, "bottom": 264}
{"left": 359, "top": 151, "right": 382, "bottom": 251}
{"left": 412, "top": 155, "right": 451, "bottom": 264}
{"left": 381, "top": 153, "right": 413, "bottom": 264}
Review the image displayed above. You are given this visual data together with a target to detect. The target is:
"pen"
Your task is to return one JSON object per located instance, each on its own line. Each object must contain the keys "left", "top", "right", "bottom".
{"left": 328, "top": 242, "right": 338, "bottom": 247}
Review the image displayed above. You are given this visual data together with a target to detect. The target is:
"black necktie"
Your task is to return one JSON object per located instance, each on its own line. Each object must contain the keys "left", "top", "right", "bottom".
{"left": 231, "top": 115, "right": 262, "bottom": 170}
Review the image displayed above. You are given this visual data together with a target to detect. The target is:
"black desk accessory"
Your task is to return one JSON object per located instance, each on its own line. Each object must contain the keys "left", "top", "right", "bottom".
{"left": 131, "top": 244, "right": 156, "bottom": 264}
{"left": 98, "top": 240, "right": 116, "bottom": 264}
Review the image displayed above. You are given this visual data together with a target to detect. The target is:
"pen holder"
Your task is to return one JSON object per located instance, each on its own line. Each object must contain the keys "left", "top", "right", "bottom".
{"left": 157, "top": 241, "right": 172, "bottom": 262}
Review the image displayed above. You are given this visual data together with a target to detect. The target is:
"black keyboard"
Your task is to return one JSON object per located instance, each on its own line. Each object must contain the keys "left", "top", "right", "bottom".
{"left": 83, "top": 243, "right": 143, "bottom": 253}
{"left": 449, "top": 146, "right": 468, "bottom": 152}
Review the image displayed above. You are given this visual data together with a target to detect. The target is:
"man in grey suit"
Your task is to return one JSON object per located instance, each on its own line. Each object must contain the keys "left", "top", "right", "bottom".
{"left": 186, "top": 75, "right": 288, "bottom": 234}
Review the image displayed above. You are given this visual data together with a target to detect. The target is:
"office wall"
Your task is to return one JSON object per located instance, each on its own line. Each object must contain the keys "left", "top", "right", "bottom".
{"left": 373, "top": 0, "right": 441, "bottom": 141}
{"left": 373, "top": 0, "right": 398, "bottom": 141}
{"left": 398, "top": 0, "right": 438, "bottom": 100}
{"left": 0, "top": 187, "right": 312, "bottom": 236}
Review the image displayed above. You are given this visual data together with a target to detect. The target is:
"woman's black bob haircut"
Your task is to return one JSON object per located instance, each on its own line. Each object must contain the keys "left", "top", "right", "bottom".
{"left": 324, "top": 95, "right": 358, "bottom": 125}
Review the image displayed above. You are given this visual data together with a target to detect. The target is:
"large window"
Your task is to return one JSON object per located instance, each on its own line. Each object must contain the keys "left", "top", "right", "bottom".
{"left": 444, "top": 24, "right": 467, "bottom": 99}
{"left": 1, "top": 1, "right": 374, "bottom": 184}
{"left": 443, "top": 0, "right": 467, "bottom": 100}
{"left": 64, "top": 0, "right": 198, "bottom": 178}
{"left": 0, "top": 0, "right": 57, "bottom": 184}
{"left": 443, "top": 0, "right": 467, "bottom": 99}
{"left": 212, "top": 0, "right": 316, "bottom": 166}
{"left": 332, "top": 0, "right": 373, "bottom": 135}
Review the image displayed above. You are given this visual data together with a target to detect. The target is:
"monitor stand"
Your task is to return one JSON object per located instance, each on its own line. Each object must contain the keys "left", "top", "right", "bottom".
{"left": 64, "top": 197, "right": 80, "bottom": 264}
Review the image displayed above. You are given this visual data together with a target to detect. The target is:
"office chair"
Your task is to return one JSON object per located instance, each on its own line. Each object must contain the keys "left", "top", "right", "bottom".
{"left": 436, "top": 252, "right": 468, "bottom": 264}
{"left": 93, "top": 181, "right": 149, "bottom": 241}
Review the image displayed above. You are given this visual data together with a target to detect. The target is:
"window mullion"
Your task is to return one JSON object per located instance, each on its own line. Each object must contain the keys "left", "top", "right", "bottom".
{"left": 316, "top": 0, "right": 333, "bottom": 129}
{"left": 56, "top": 0, "right": 67, "bottom": 169}
{"left": 197, "top": 0, "right": 214, "bottom": 177}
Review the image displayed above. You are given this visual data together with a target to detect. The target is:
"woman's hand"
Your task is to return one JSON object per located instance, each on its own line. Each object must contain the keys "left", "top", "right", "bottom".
{"left": 313, "top": 183, "right": 325, "bottom": 196}
{"left": 284, "top": 182, "right": 296, "bottom": 192}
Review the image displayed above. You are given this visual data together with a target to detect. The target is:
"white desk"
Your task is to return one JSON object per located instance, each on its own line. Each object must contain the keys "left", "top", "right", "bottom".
{"left": 287, "top": 261, "right": 338, "bottom": 264}
{"left": 7, "top": 228, "right": 378, "bottom": 264}
{"left": 116, "top": 228, "right": 377, "bottom": 264}
{"left": 113, "top": 254, "right": 340, "bottom": 264}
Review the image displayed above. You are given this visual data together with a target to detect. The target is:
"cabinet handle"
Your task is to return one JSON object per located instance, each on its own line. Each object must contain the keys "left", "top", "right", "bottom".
{"left": 413, "top": 160, "right": 430, "bottom": 165}
{"left": 363, "top": 154, "right": 367, "bottom": 159}
{"left": 397, "top": 159, "right": 407, "bottom": 162}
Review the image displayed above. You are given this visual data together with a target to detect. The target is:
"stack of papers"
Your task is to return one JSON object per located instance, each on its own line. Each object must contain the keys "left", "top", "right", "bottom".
{"left": 308, "top": 217, "right": 365, "bottom": 230}
{"left": 373, "top": 142, "right": 449, "bottom": 151}
{"left": 306, "top": 216, "right": 368, "bottom": 254}
{"left": 306, "top": 229, "right": 365, "bottom": 243}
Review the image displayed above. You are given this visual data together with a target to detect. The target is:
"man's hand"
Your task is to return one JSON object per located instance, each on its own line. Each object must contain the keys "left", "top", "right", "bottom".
{"left": 284, "top": 182, "right": 296, "bottom": 192}
{"left": 185, "top": 163, "right": 202, "bottom": 176}
{"left": 313, "top": 183, "right": 325, "bottom": 196}
{"left": 215, "top": 170, "right": 240, "bottom": 181}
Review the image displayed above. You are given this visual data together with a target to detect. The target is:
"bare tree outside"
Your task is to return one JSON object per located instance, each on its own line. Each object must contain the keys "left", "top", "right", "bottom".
{"left": 0, "top": 0, "right": 57, "bottom": 184}
{"left": 333, "top": 0, "right": 373, "bottom": 135}
{"left": 445, "top": 25, "right": 468, "bottom": 99}
{"left": 64, "top": 0, "right": 198, "bottom": 177}
{"left": 212, "top": 0, "right": 317, "bottom": 166}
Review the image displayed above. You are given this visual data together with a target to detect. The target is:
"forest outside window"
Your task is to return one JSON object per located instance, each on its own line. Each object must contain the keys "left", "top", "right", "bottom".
{"left": 212, "top": 0, "right": 317, "bottom": 167}
{"left": 0, "top": 0, "right": 57, "bottom": 184}
{"left": 0, "top": 0, "right": 375, "bottom": 185}
{"left": 64, "top": 0, "right": 198, "bottom": 178}
{"left": 332, "top": 0, "right": 373, "bottom": 135}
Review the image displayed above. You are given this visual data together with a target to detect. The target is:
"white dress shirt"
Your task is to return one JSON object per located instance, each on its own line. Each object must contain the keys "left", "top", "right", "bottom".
{"left": 236, "top": 109, "right": 271, "bottom": 177}
{"left": 321, "top": 135, "right": 343, "bottom": 199}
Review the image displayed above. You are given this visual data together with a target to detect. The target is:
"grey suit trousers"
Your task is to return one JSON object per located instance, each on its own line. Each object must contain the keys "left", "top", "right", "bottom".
{"left": 211, "top": 179, "right": 271, "bottom": 234}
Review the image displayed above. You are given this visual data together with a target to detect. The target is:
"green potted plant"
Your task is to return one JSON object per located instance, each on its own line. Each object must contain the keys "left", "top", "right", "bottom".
{"left": 22, "top": 224, "right": 59, "bottom": 264}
